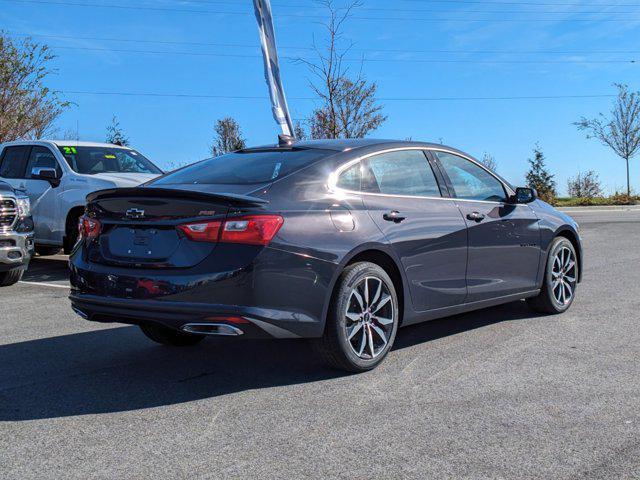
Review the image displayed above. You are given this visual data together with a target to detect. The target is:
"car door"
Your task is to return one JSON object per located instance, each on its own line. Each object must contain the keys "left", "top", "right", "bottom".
{"left": 0, "top": 145, "right": 31, "bottom": 192}
{"left": 23, "top": 146, "right": 63, "bottom": 242}
{"left": 432, "top": 150, "right": 541, "bottom": 302}
{"left": 338, "top": 149, "right": 468, "bottom": 311}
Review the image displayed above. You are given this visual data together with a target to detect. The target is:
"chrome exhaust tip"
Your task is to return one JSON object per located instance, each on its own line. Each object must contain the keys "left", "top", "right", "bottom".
{"left": 72, "top": 306, "right": 89, "bottom": 319}
{"left": 181, "top": 323, "right": 244, "bottom": 336}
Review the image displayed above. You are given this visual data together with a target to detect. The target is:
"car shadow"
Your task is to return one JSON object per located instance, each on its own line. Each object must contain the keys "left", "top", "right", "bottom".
{"left": 22, "top": 256, "right": 69, "bottom": 284}
{"left": 0, "top": 301, "right": 537, "bottom": 421}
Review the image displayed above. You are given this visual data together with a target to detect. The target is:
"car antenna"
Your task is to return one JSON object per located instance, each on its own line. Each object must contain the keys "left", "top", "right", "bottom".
{"left": 278, "top": 134, "right": 295, "bottom": 148}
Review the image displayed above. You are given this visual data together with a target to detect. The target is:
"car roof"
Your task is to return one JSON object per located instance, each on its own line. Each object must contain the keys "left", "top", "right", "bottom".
{"left": 245, "top": 138, "right": 471, "bottom": 155}
{"left": 0, "top": 140, "right": 133, "bottom": 149}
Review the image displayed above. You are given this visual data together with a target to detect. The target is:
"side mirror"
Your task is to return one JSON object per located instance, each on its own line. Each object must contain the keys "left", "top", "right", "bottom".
{"left": 513, "top": 187, "right": 537, "bottom": 204}
{"left": 31, "top": 167, "right": 61, "bottom": 187}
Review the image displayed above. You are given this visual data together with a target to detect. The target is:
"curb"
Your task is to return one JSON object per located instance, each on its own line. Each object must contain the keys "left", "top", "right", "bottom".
{"left": 557, "top": 205, "right": 640, "bottom": 213}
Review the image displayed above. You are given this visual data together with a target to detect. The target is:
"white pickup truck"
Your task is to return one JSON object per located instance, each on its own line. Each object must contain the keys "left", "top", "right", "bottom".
{"left": 0, "top": 141, "right": 163, "bottom": 255}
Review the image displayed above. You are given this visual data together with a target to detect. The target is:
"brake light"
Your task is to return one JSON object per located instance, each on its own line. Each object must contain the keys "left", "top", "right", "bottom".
{"left": 221, "top": 215, "right": 284, "bottom": 246}
{"left": 79, "top": 215, "right": 101, "bottom": 239}
{"left": 178, "top": 215, "right": 283, "bottom": 246}
{"left": 177, "top": 221, "right": 222, "bottom": 242}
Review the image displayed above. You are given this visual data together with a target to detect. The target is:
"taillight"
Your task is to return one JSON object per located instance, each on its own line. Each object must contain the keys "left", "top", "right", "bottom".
{"left": 79, "top": 215, "right": 101, "bottom": 239}
{"left": 177, "top": 221, "right": 222, "bottom": 242}
{"left": 178, "top": 215, "right": 283, "bottom": 246}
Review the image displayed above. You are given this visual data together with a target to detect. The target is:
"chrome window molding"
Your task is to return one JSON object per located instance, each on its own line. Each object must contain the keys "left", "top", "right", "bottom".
{"left": 328, "top": 146, "right": 521, "bottom": 206}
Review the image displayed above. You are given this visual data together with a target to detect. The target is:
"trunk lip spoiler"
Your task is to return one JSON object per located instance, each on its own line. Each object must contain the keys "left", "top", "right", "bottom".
{"left": 86, "top": 187, "right": 269, "bottom": 206}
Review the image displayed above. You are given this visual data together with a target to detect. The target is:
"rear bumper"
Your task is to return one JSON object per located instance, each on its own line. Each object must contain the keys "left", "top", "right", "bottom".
{"left": 70, "top": 293, "right": 315, "bottom": 339}
{"left": 69, "top": 243, "right": 338, "bottom": 339}
{"left": 0, "top": 230, "right": 34, "bottom": 271}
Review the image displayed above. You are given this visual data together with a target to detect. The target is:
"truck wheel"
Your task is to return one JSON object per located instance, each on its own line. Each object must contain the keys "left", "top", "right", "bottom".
{"left": 35, "top": 245, "right": 61, "bottom": 256}
{"left": 0, "top": 267, "right": 24, "bottom": 286}
{"left": 139, "top": 324, "right": 205, "bottom": 346}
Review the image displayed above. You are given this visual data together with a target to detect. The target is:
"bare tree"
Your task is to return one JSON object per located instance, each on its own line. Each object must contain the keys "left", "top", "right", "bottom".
{"left": 299, "top": 1, "right": 386, "bottom": 139}
{"left": 575, "top": 84, "right": 640, "bottom": 197}
{"left": 0, "top": 33, "right": 70, "bottom": 143}
{"left": 106, "top": 115, "right": 129, "bottom": 146}
{"left": 211, "top": 117, "right": 246, "bottom": 157}
{"left": 567, "top": 170, "right": 603, "bottom": 198}
{"left": 479, "top": 152, "right": 498, "bottom": 172}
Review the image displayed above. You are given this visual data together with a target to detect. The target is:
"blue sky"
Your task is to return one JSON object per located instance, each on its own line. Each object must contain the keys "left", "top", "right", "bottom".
{"left": 2, "top": 0, "right": 639, "bottom": 194}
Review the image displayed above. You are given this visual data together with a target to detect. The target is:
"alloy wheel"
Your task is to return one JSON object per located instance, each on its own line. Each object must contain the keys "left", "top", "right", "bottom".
{"left": 344, "top": 276, "right": 395, "bottom": 359}
{"left": 551, "top": 246, "right": 577, "bottom": 306}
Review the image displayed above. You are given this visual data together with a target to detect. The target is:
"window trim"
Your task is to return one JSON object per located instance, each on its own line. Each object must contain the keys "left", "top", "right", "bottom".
{"left": 329, "top": 146, "right": 516, "bottom": 204}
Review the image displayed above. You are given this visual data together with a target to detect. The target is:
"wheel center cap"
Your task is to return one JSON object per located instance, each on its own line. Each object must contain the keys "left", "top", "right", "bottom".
{"left": 363, "top": 313, "right": 371, "bottom": 323}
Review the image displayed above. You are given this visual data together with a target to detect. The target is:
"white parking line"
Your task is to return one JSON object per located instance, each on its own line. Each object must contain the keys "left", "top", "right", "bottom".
{"left": 18, "top": 281, "right": 70, "bottom": 289}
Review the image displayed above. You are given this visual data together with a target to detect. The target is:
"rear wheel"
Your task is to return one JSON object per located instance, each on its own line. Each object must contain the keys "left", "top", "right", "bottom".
{"left": 527, "top": 236, "right": 578, "bottom": 314}
{"left": 0, "top": 267, "right": 24, "bottom": 286}
{"left": 139, "top": 324, "right": 205, "bottom": 347}
{"left": 35, "top": 245, "right": 61, "bottom": 256}
{"left": 313, "top": 262, "right": 399, "bottom": 372}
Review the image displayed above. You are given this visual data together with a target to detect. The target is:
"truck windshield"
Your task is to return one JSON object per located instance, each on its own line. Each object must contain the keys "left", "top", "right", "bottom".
{"left": 57, "top": 146, "right": 162, "bottom": 175}
{"left": 152, "top": 149, "right": 330, "bottom": 185}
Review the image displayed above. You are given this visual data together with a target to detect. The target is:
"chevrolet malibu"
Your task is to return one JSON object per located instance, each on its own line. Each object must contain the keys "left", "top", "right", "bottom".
{"left": 69, "top": 139, "right": 582, "bottom": 372}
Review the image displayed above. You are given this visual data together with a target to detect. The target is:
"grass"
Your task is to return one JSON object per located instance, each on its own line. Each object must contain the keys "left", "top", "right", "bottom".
{"left": 553, "top": 195, "right": 639, "bottom": 207}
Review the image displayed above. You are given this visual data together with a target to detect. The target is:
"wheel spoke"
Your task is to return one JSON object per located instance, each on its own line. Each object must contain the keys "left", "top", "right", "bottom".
{"left": 347, "top": 322, "right": 363, "bottom": 340}
{"left": 563, "top": 249, "right": 572, "bottom": 269}
{"left": 357, "top": 328, "right": 367, "bottom": 356}
{"left": 372, "top": 294, "right": 391, "bottom": 313}
{"left": 367, "top": 325, "right": 375, "bottom": 357}
{"left": 374, "top": 315, "right": 393, "bottom": 326}
{"left": 352, "top": 289, "right": 365, "bottom": 312}
{"left": 371, "top": 278, "right": 382, "bottom": 307}
{"left": 345, "top": 312, "right": 361, "bottom": 322}
{"left": 564, "top": 274, "right": 576, "bottom": 282}
{"left": 364, "top": 278, "right": 369, "bottom": 307}
{"left": 565, "top": 260, "right": 576, "bottom": 273}
{"left": 371, "top": 324, "right": 388, "bottom": 347}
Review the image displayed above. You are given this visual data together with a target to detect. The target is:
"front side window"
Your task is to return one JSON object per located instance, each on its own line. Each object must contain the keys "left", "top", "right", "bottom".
{"left": 363, "top": 150, "right": 441, "bottom": 197}
{"left": 26, "top": 146, "right": 62, "bottom": 178}
{"left": 0, "top": 146, "right": 30, "bottom": 179}
{"left": 435, "top": 152, "right": 506, "bottom": 202}
{"left": 58, "top": 146, "right": 162, "bottom": 175}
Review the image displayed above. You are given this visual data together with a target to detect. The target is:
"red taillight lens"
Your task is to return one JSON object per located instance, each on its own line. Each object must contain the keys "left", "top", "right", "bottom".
{"left": 221, "top": 215, "right": 284, "bottom": 246}
{"left": 79, "top": 215, "right": 101, "bottom": 239}
{"left": 177, "top": 215, "right": 283, "bottom": 246}
{"left": 177, "top": 221, "right": 222, "bottom": 242}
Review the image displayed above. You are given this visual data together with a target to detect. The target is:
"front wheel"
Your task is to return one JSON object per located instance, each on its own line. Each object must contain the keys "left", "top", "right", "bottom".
{"left": 527, "top": 236, "right": 578, "bottom": 314}
{"left": 139, "top": 324, "right": 205, "bottom": 347}
{"left": 313, "top": 262, "right": 399, "bottom": 372}
{"left": 0, "top": 267, "right": 24, "bottom": 286}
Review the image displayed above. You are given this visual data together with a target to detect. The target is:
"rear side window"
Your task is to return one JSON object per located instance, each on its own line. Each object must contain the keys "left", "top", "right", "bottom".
{"left": 153, "top": 149, "right": 331, "bottom": 185}
{"left": 363, "top": 150, "right": 441, "bottom": 197}
{"left": 435, "top": 152, "right": 506, "bottom": 202}
{"left": 0, "top": 146, "right": 30, "bottom": 179}
{"left": 336, "top": 162, "right": 361, "bottom": 190}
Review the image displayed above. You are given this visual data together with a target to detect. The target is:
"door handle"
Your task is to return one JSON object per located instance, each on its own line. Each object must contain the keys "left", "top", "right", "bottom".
{"left": 466, "top": 212, "right": 485, "bottom": 222}
{"left": 383, "top": 211, "right": 407, "bottom": 223}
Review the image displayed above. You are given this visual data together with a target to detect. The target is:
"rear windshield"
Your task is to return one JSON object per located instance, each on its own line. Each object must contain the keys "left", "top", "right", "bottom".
{"left": 58, "top": 146, "right": 162, "bottom": 175}
{"left": 152, "top": 149, "right": 330, "bottom": 185}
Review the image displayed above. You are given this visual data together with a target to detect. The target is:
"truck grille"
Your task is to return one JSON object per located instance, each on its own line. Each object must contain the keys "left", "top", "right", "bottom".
{"left": 0, "top": 198, "right": 17, "bottom": 229}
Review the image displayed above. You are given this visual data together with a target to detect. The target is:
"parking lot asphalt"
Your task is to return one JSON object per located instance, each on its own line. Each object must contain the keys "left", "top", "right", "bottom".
{"left": 1, "top": 210, "right": 639, "bottom": 479}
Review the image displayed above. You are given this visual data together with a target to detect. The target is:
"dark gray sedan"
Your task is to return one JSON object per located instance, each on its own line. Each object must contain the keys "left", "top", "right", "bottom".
{"left": 69, "top": 139, "right": 582, "bottom": 372}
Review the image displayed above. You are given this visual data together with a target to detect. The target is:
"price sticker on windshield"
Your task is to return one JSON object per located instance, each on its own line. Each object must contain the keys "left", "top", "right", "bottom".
{"left": 61, "top": 146, "right": 77, "bottom": 155}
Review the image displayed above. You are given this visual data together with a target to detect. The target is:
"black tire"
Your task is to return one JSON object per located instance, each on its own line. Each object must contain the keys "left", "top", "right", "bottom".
{"left": 35, "top": 245, "right": 61, "bottom": 256}
{"left": 139, "top": 324, "right": 205, "bottom": 347}
{"left": 313, "top": 261, "right": 399, "bottom": 373}
{"left": 0, "top": 267, "right": 24, "bottom": 286}
{"left": 527, "top": 236, "right": 578, "bottom": 314}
